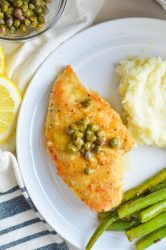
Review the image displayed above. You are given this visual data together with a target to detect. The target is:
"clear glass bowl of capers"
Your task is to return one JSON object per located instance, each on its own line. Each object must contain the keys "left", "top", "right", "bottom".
{"left": 0, "top": 0, "right": 67, "bottom": 41}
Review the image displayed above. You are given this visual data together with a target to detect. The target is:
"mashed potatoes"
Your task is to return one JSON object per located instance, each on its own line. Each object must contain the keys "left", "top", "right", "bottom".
{"left": 117, "top": 57, "right": 166, "bottom": 147}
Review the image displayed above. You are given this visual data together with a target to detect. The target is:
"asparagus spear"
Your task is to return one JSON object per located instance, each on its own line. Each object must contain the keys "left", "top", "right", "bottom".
{"left": 149, "top": 181, "right": 166, "bottom": 193}
{"left": 97, "top": 210, "right": 115, "bottom": 222}
{"left": 85, "top": 212, "right": 118, "bottom": 250}
{"left": 139, "top": 199, "right": 166, "bottom": 223}
{"left": 98, "top": 196, "right": 144, "bottom": 221}
{"left": 123, "top": 168, "right": 166, "bottom": 203}
{"left": 136, "top": 226, "right": 166, "bottom": 250}
{"left": 125, "top": 212, "right": 166, "bottom": 241}
{"left": 97, "top": 211, "right": 138, "bottom": 223}
{"left": 118, "top": 188, "right": 166, "bottom": 219}
{"left": 107, "top": 219, "right": 139, "bottom": 231}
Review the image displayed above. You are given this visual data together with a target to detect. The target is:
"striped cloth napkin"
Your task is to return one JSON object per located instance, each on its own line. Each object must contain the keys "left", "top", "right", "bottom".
{"left": 156, "top": 0, "right": 166, "bottom": 10}
{"left": 0, "top": 0, "right": 104, "bottom": 249}
{"left": 0, "top": 150, "right": 68, "bottom": 250}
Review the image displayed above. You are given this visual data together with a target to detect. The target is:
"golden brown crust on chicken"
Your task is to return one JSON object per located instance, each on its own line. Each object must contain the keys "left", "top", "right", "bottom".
{"left": 45, "top": 66, "right": 133, "bottom": 212}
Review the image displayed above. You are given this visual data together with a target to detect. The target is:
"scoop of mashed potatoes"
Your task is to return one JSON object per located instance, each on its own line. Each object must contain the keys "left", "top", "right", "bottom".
{"left": 117, "top": 57, "right": 166, "bottom": 147}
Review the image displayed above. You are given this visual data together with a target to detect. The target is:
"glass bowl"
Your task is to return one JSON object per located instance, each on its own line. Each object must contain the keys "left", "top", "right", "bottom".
{"left": 0, "top": 0, "right": 67, "bottom": 42}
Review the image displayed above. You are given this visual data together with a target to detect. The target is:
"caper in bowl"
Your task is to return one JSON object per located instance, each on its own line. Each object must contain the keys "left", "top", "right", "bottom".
{"left": 0, "top": 0, "right": 67, "bottom": 41}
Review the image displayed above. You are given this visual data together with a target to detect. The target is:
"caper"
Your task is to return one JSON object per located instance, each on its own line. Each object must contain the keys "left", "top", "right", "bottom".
{"left": 84, "top": 151, "right": 93, "bottom": 160}
{"left": 0, "top": 25, "right": 6, "bottom": 33}
{"left": 34, "top": 0, "right": 42, "bottom": 6}
{"left": 38, "top": 15, "right": 44, "bottom": 24}
{"left": 77, "top": 118, "right": 89, "bottom": 131}
{"left": 29, "top": 4, "right": 35, "bottom": 10}
{"left": 2, "top": 3, "right": 9, "bottom": 13}
{"left": 19, "top": 24, "right": 27, "bottom": 33}
{"left": 92, "top": 135, "right": 97, "bottom": 142}
{"left": 0, "top": 12, "right": 4, "bottom": 19}
{"left": 86, "top": 130, "right": 94, "bottom": 136}
{"left": 24, "top": 18, "right": 31, "bottom": 27}
{"left": 70, "top": 123, "right": 79, "bottom": 131}
{"left": 73, "top": 131, "right": 84, "bottom": 139}
{"left": 84, "top": 168, "right": 94, "bottom": 175}
{"left": 13, "top": 19, "right": 20, "bottom": 28}
{"left": 86, "top": 131, "right": 97, "bottom": 142}
{"left": 81, "top": 148, "right": 85, "bottom": 154}
{"left": 94, "top": 145, "right": 103, "bottom": 153}
{"left": 22, "top": 5, "right": 28, "bottom": 13}
{"left": 77, "top": 125, "right": 85, "bottom": 132}
{"left": 24, "top": 9, "right": 33, "bottom": 18}
{"left": 35, "top": 6, "right": 43, "bottom": 14}
{"left": 86, "top": 133, "right": 96, "bottom": 142}
{"left": 41, "top": 1, "right": 46, "bottom": 7}
{"left": 96, "top": 137, "right": 106, "bottom": 146}
{"left": 6, "top": 18, "right": 13, "bottom": 27}
{"left": 14, "top": 0, "right": 23, "bottom": 8}
{"left": 43, "top": 6, "right": 49, "bottom": 14}
{"left": 8, "top": 6, "right": 14, "bottom": 14}
{"left": 0, "top": 19, "right": 5, "bottom": 25}
{"left": 109, "top": 137, "right": 119, "bottom": 148}
{"left": 31, "top": 21, "right": 38, "bottom": 28}
{"left": 30, "top": 16, "right": 38, "bottom": 23}
{"left": 5, "top": 13, "right": 11, "bottom": 18}
{"left": 14, "top": 8, "right": 23, "bottom": 19}
{"left": 9, "top": 26, "right": 15, "bottom": 34}
{"left": 36, "top": 23, "right": 44, "bottom": 29}
{"left": 81, "top": 98, "right": 92, "bottom": 107}
{"left": 97, "top": 130, "right": 105, "bottom": 137}
{"left": 84, "top": 142, "right": 91, "bottom": 151}
{"left": 74, "top": 138, "right": 84, "bottom": 149}
{"left": 88, "top": 123, "right": 99, "bottom": 132}
{"left": 67, "top": 144, "right": 78, "bottom": 154}
{"left": 83, "top": 117, "right": 89, "bottom": 126}
{"left": 5, "top": 6, "right": 13, "bottom": 18}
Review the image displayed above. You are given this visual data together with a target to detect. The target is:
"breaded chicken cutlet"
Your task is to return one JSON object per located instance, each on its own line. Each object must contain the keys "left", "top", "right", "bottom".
{"left": 45, "top": 66, "right": 133, "bottom": 212}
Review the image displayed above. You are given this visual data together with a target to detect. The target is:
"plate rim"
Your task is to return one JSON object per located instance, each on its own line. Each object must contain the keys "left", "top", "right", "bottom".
{"left": 16, "top": 17, "right": 166, "bottom": 249}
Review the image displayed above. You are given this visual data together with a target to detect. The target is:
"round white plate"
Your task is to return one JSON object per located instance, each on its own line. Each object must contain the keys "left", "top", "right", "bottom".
{"left": 17, "top": 18, "right": 166, "bottom": 250}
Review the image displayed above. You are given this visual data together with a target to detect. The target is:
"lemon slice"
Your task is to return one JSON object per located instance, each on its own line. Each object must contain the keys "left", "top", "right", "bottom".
{"left": 0, "top": 76, "right": 21, "bottom": 143}
{"left": 0, "top": 47, "right": 5, "bottom": 74}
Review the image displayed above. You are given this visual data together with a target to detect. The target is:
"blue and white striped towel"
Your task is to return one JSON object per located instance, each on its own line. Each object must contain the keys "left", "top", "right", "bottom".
{"left": 0, "top": 150, "right": 68, "bottom": 250}
{"left": 156, "top": 0, "right": 166, "bottom": 10}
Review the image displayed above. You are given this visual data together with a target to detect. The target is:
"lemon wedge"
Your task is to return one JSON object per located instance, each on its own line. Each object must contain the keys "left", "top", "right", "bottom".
{"left": 0, "top": 47, "right": 5, "bottom": 74}
{"left": 0, "top": 76, "right": 21, "bottom": 143}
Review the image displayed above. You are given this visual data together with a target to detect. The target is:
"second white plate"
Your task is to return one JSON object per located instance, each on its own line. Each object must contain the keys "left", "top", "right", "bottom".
{"left": 17, "top": 18, "right": 166, "bottom": 250}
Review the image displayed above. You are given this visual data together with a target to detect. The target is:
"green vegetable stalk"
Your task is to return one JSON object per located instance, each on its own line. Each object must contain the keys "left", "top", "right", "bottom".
{"left": 136, "top": 226, "right": 166, "bottom": 250}
{"left": 122, "top": 168, "right": 166, "bottom": 203}
{"left": 139, "top": 199, "right": 166, "bottom": 223}
{"left": 107, "top": 219, "right": 140, "bottom": 231}
{"left": 125, "top": 212, "right": 166, "bottom": 241}
{"left": 118, "top": 188, "right": 166, "bottom": 219}
{"left": 149, "top": 181, "right": 166, "bottom": 192}
{"left": 97, "top": 210, "right": 115, "bottom": 222}
{"left": 85, "top": 212, "right": 119, "bottom": 250}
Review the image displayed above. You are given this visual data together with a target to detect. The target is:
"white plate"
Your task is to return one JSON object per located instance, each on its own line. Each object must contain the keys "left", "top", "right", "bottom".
{"left": 17, "top": 18, "right": 166, "bottom": 250}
